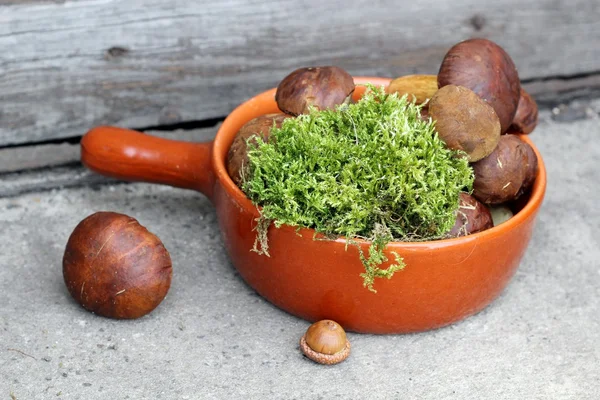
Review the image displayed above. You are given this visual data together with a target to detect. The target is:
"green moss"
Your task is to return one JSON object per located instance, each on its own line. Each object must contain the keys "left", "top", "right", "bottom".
{"left": 242, "top": 85, "right": 474, "bottom": 291}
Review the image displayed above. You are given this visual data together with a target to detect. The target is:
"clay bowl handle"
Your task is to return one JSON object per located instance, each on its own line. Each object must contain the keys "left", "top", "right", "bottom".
{"left": 81, "top": 126, "right": 215, "bottom": 200}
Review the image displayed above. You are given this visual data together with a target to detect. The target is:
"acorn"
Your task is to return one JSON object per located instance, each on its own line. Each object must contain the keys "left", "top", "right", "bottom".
{"left": 299, "top": 320, "right": 351, "bottom": 365}
{"left": 63, "top": 212, "right": 172, "bottom": 319}
{"left": 275, "top": 66, "right": 355, "bottom": 116}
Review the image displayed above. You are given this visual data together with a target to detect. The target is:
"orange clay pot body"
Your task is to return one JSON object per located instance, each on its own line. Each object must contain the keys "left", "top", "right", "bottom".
{"left": 81, "top": 78, "right": 546, "bottom": 334}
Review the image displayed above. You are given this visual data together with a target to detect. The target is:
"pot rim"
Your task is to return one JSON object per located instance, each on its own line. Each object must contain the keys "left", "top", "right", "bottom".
{"left": 212, "top": 77, "right": 547, "bottom": 249}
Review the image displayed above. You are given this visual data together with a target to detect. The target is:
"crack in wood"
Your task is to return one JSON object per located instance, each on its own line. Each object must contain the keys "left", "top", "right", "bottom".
{"left": 523, "top": 72, "right": 600, "bottom": 107}
{"left": 0, "top": 12, "right": 209, "bottom": 39}
{"left": 522, "top": 70, "right": 600, "bottom": 83}
{"left": 1, "top": 0, "right": 599, "bottom": 148}
{"left": 0, "top": 117, "right": 224, "bottom": 151}
{"left": 0, "top": 0, "right": 65, "bottom": 5}
{"left": 2, "top": 69, "right": 600, "bottom": 196}
{"left": 0, "top": 126, "right": 221, "bottom": 197}
{"left": 3, "top": 71, "right": 600, "bottom": 151}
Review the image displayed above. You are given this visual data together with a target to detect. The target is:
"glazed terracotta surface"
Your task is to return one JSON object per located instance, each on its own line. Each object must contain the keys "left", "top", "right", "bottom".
{"left": 81, "top": 77, "right": 547, "bottom": 334}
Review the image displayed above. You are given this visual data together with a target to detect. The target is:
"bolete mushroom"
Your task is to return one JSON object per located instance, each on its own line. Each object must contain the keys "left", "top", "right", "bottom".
{"left": 227, "top": 113, "right": 290, "bottom": 187}
{"left": 387, "top": 74, "right": 438, "bottom": 105}
{"left": 438, "top": 38, "right": 521, "bottom": 133}
{"left": 429, "top": 84, "right": 501, "bottom": 162}
{"left": 508, "top": 88, "right": 539, "bottom": 134}
{"left": 471, "top": 134, "right": 532, "bottom": 204}
{"left": 517, "top": 138, "right": 539, "bottom": 197}
{"left": 447, "top": 192, "right": 494, "bottom": 237}
{"left": 275, "top": 66, "right": 355, "bottom": 116}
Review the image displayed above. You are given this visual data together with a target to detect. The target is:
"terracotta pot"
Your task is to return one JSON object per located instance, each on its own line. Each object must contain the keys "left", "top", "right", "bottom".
{"left": 81, "top": 77, "right": 546, "bottom": 334}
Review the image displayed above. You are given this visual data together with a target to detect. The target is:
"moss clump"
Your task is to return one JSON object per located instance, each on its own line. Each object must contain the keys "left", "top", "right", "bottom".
{"left": 242, "top": 85, "right": 474, "bottom": 291}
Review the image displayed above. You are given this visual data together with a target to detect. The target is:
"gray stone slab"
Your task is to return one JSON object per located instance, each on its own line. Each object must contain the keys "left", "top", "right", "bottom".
{"left": 1, "top": 114, "right": 599, "bottom": 399}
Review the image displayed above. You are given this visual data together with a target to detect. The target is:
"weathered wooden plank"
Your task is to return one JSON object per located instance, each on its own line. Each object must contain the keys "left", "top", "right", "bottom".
{"left": 1, "top": 72, "right": 598, "bottom": 176}
{"left": 0, "top": 0, "right": 64, "bottom": 4}
{"left": 0, "top": 125, "right": 220, "bottom": 173}
{"left": 4, "top": 96, "right": 600, "bottom": 198}
{"left": 144, "top": 124, "right": 221, "bottom": 144}
{"left": 1, "top": 0, "right": 599, "bottom": 146}
{"left": 0, "top": 126, "right": 220, "bottom": 196}
{"left": 0, "top": 142, "right": 79, "bottom": 173}
{"left": 523, "top": 74, "right": 600, "bottom": 107}
{"left": 0, "top": 166, "right": 116, "bottom": 198}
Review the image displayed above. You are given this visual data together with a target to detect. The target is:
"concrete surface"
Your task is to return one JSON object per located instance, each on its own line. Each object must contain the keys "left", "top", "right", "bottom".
{"left": 1, "top": 109, "right": 599, "bottom": 399}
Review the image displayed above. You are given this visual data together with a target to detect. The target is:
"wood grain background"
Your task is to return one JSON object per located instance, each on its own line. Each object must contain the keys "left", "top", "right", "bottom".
{"left": 1, "top": 0, "right": 599, "bottom": 147}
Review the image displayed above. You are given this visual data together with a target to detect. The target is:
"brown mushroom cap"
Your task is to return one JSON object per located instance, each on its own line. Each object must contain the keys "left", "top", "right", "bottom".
{"left": 438, "top": 38, "right": 521, "bottom": 133}
{"left": 518, "top": 138, "right": 539, "bottom": 197}
{"left": 508, "top": 88, "right": 539, "bottom": 134}
{"left": 275, "top": 66, "right": 355, "bottom": 116}
{"left": 447, "top": 192, "right": 494, "bottom": 237}
{"left": 471, "top": 134, "right": 530, "bottom": 204}
{"left": 227, "top": 113, "right": 289, "bottom": 186}
{"left": 387, "top": 74, "right": 438, "bottom": 105}
{"left": 429, "top": 84, "right": 501, "bottom": 162}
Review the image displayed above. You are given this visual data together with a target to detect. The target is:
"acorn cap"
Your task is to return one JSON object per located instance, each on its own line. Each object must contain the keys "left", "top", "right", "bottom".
{"left": 299, "top": 334, "right": 351, "bottom": 365}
